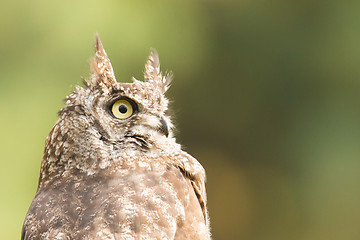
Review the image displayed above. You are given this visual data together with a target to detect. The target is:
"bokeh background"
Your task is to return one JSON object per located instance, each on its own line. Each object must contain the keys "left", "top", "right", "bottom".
{"left": 1, "top": 0, "right": 360, "bottom": 239}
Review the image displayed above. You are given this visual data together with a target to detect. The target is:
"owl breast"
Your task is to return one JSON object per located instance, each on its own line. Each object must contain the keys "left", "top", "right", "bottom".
{"left": 23, "top": 161, "right": 208, "bottom": 240}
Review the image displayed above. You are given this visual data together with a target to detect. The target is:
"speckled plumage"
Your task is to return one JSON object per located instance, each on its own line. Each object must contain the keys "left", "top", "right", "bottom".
{"left": 22, "top": 34, "right": 210, "bottom": 240}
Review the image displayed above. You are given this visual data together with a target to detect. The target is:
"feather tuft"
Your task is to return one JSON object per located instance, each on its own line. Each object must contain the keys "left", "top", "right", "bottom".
{"left": 144, "top": 49, "right": 172, "bottom": 93}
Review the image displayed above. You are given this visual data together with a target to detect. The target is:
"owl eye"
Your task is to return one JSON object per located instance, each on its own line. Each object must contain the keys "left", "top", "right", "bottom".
{"left": 111, "top": 99, "right": 134, "bottom": 119}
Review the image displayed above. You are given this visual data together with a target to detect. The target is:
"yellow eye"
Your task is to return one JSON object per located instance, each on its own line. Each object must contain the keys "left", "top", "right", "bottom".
{"left": 111, "top": 99, "right": 134, "bottom": 119}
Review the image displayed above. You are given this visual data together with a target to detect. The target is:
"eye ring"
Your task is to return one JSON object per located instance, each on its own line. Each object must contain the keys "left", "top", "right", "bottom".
{"left": 111, "top": 99, "right": 134, "bottom": 119}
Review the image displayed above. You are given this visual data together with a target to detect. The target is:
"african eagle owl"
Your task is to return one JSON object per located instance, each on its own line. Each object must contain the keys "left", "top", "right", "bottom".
{"left": 22, "top": 34, "right": 211, "bottom": 240}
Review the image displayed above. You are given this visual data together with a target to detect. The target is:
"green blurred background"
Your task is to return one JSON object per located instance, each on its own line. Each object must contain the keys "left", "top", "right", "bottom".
{"left": 1, "top": 0, "right": 360, "bottom": 239}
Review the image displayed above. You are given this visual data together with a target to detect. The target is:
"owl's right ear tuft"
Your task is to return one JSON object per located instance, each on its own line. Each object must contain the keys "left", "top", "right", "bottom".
{"left": 144, "top": 49, "right": 172, "bottom": 94}
{"left": 87, "top": 33, "right": 117, "bottom": 92}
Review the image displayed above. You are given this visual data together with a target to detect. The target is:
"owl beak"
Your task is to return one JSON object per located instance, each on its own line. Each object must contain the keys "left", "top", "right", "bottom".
{"left": 158, "top": 116, "right": 169, "bottom": 137}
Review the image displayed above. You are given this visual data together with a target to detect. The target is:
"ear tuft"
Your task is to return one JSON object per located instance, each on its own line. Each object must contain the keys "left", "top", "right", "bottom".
{"left": 163, "top": 71, "right": 173, "bottom": 93}
{"left": 87, "top": 33, "right": 117, "bottom": 91}
{"left": 144, "top": 49, "right": 172, "bottom": 93}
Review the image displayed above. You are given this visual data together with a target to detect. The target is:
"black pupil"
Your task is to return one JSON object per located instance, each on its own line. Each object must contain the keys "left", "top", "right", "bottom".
{"left": 118, "top": 104, "right": 128, "bottom": 114}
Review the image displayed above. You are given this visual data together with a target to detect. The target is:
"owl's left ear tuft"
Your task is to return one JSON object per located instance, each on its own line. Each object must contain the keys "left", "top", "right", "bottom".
{"left": 87, "top": 33, "right": 117, "bottom": 91}
{"left": 144, "top": 49, "right": 172, "bottom": 93}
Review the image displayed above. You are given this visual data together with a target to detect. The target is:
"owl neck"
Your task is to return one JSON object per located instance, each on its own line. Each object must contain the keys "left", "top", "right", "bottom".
{"left": 38, "top": 115, "right": 180, "bottom": 189}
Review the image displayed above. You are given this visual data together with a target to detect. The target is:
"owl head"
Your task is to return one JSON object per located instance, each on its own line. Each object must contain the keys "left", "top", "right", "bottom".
{"left": 40, "top": 34, "right": 179, "bottom": 183}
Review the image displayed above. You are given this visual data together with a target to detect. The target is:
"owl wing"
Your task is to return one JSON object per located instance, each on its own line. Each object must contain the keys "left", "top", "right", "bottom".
{"left": 168, "top": 151, "right": 209, "bottom": 224}
{"left": 161, "top": 152, "right": 210, "bottom": 239}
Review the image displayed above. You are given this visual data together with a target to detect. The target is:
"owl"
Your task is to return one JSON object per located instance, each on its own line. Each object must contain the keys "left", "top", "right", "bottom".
{"left": 21, "top": 34, "right": 210, "bottom": 240}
